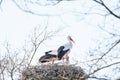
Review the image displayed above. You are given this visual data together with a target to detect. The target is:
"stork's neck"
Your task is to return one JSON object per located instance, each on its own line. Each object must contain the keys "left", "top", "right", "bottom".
{"left": 68, "top": 40, "right": 73, "bottom": 48}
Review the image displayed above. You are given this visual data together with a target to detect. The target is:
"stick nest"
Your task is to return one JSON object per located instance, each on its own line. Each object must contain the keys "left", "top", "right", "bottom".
{"left": 22, "top": 63, "right": 86, "bottom": 80}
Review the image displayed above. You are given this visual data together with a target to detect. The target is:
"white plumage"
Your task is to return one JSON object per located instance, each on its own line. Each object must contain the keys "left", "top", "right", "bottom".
{"left": 57, "top": 36, "right": 75, "bottom": 64}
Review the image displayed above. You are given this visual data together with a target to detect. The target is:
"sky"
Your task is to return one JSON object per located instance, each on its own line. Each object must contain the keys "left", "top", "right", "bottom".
{"left": 1, "top": 0, "right": 119, "bottom": 80}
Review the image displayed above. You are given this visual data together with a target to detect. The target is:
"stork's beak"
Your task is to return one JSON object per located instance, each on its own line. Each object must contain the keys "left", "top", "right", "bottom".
{"left": 70, "top": 38, "right": 75, "bottom": 43}
{"left": 72, "top": 39, "right": 75, "bottom": 44}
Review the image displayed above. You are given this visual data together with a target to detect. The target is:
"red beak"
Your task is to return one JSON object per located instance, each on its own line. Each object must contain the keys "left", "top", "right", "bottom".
{"left": 70, "top": 37, "right": 75, "bottom": 43}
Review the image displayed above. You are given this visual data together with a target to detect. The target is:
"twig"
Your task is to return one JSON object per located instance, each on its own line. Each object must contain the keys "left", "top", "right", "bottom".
{"left": 95, "top": 39, "right": 120, "bottom": 64}
{"left": 93, "top": 0, "right": 120, "bottom": 19}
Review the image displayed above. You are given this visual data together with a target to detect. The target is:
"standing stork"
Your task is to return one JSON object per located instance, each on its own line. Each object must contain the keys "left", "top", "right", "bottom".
{"left": 57, "top": 36, "right": 75, "bottom": 64}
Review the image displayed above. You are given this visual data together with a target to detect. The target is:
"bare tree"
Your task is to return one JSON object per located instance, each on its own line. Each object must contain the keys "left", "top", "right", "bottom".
{"left": 0, "top": 41, "right": 30, "bottom": 80}
{"left": 28, "top": 25, "right": 60, "bottom": 66}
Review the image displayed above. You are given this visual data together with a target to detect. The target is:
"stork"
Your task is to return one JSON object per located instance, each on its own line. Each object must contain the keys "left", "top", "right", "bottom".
{"left": 39, "top": 50, "right": 57, "bottom": 64}
{"left": 57, "top": 36, "right": 75, "bottom": 64}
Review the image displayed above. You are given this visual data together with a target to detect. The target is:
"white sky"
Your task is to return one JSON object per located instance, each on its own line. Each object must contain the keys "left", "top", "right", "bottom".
{"left": 1, "top": 0, "right": 120, "bottom": 80}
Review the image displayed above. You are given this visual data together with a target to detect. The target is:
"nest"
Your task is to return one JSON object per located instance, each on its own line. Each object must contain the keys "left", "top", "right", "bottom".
{"left": 22, "top": 64, "right": 86, "bottom": 80}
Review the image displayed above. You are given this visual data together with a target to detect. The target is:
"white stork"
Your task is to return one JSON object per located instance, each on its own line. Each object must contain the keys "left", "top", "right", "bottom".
{"left": 57, "top": 36, "right": 75, "bottom": 64}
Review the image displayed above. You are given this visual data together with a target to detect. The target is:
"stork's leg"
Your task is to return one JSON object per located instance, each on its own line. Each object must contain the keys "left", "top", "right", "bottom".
{"left": 62, "top": 57, "right": 65, "bottom": 63}
{"left": 52, "top": 60, "right": 54, "bottom": 64}
{"left": 66, "top": 56, "right": 69, "bottom": 64}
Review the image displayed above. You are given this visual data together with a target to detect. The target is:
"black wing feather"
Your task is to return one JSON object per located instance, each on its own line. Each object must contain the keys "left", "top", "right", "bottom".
{"left": 39, "top": 54, "right": 57, "bottom": 63}
{"left": 57, "top": 46, "right": 70, "bottom": 60}
{"left": 57, "top": 46, "right": 64, "bottom": 53}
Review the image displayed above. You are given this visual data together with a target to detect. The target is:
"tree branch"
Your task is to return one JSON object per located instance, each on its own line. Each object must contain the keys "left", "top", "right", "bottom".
{"left": 89, "top": 61, "right": 120, "bottom": 75}
{"left": 0, "top": 0, "right": 3, "bottom": 6}
{"left": 93, "top": 0, "right": 120, "bottom": 19}
{"left": 89, "top": 76, "right": 108, "bottom": 80}
{"left": 94, "top": 39, "right": 120, "bottom": 64}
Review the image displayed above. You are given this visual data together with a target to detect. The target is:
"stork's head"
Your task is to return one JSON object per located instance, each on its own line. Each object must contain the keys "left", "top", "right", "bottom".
{"left": 67, "top": 36, "right": 75, "bottom": 43}
{"left": 45, "top": 50, "right": 52, "bottom": 55}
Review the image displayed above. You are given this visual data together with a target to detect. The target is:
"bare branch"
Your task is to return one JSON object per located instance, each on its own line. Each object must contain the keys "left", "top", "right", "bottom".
{"left": 93, "top": 0, "right": 102, "bottom": 4}
{"left": 89, "top": 76, "right": 108, "bottom": 80}
{"left": 89, "top": 61, "right": 120, "bottom": 75}
{"left": 28, "top": 25, "right": 60, "bottom": 66}
{"left": 28, "top": 34, "right": 46, "bottom": 66}
{"left": 93, "top": 0, "right": 120, "bottom": 19}
{"left": 11, "top": 0, "right": 63, "bottom": 16}
{"left": 95, "top": 39, "right": 120, "bottom": 63}
{"left": 0, "top": 0, "right": 3, "bottom": 6}
{"left": 98, "top": 25, "right": 120, "bottom": 37}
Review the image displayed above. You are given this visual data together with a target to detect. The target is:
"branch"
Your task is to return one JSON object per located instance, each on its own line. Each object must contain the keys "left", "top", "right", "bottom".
{"left": 95, "top": 39, "right": 120, "bottom": 63}
{"left": 93, "top": 0, "right": 102, "bottom": 4}
{"left": 0, "top": 0, "right": 3, "bottom": 6}
{"left": 28, "top": 35, "right": 46, "bottom": 67}
{"left": 28, "top": 25, "right": 60, "bottom": 66}
{"left": 89, "top": 61, "right": 120, "bottom": 75}
{"left": 28, "top": 27, "right": 47, "bottom": 67}
{"left": 93, "top": 0, "right": 120, "bottom": 19}
{"left": 11, "top": 0, "right": 60, "bottom": 16}
{"left": 89, "top": 76, "right": 108, "bottom": 80}
{"left": 98, "top": 25, "right": 120, "bottom": 37}
{"left": 12, "top": 0, "right": 77, "bottom": 16}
